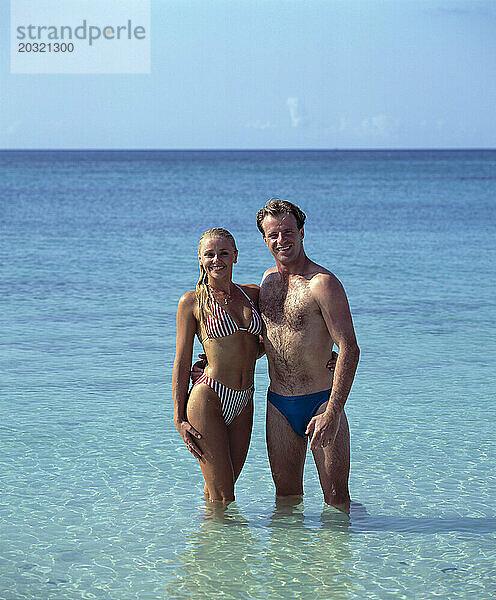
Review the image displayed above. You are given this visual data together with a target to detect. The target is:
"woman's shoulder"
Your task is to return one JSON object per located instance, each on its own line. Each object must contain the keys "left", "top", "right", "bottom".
{"left": 177, "top": 290, "right": 198, "bottom": 310}
{"left": 177, "top": 291, "right": 201, "bottom": 323}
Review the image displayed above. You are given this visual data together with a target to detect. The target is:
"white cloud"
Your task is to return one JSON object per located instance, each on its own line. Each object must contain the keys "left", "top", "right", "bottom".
{"left": 430, "top": 5, "right": 496, "bottom": 19}
{"left": 246, "top": 120, "right": 275, "bottom": 130}
{"left": 325, "top": 115, "right": 400, "bottom": 139}
{"left": 361, "top": 115, "right": 399, "bottom": 137}
{"left": 286, "top": 97, "right": 302, "bottom": 128}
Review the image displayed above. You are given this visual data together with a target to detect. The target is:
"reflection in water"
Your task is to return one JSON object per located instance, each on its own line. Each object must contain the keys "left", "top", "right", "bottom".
{"left": 258, "top": 499, "right": 354, "bottom": 599}
{"left": 165, "top": 502, "right": 262, "bottom": 599}
{"left": 351, "top": 514, "right": 496, "bottom": 534}
{"left": 166, "top": 499, "right": 358, "bottom": 600}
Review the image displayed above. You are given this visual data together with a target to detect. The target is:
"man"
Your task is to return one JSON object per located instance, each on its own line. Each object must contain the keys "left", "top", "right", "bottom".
{"left": 257, "top": 198, "right": 360, "bottom": 512}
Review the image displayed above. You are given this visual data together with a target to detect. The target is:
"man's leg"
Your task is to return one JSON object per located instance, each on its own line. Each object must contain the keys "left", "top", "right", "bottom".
{"left": 311, "top": 402, "right": 351, "bottom": 512}
{"left": 266, "top": 401, "right": 307, "bottom": 498}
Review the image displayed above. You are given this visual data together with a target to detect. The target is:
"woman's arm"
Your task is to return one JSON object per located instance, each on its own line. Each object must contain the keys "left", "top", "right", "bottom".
{"left": 172, "top": 291, "right": 202, "bottom": 458}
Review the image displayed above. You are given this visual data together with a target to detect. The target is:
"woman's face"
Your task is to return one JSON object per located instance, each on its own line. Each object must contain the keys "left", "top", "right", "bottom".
{"left": 199, "top": 236, "right": 238, "bottom": 281}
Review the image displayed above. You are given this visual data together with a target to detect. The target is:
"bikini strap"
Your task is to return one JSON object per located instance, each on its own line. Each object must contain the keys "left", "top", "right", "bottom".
{"left": 235, "top": 284, "right": 254, "bottom": 304}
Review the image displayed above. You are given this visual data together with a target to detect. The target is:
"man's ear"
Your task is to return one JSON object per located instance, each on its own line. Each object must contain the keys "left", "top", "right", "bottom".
{"left": 234, "top": 250, "right": 238, "bottom": 264}
{"left": 300, "top": 227, "right": 304, "bottom": 240}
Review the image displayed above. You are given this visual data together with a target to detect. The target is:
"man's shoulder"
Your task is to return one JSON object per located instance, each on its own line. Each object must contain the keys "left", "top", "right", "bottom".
{"left": 306, "top": 267, "right": 349, "bottom": 314}
{"left": 307, "top": 267, "right": 343, "bottom": 296}
{"left": 260, "top": 266, "right": 278, "bottom": 285}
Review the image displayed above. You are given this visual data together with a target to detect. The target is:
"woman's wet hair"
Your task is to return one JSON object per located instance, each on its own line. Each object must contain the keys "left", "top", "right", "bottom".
{"left": 196, "top": 228, "right": 237, "bottom": 331}
{"left": 256, "top": 197, "right": 306, "bottom": 235}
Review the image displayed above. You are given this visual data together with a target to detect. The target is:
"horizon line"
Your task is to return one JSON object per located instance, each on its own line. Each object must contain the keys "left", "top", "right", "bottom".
{"left": 1, "top": 147, "right": 496, "bottom": 152}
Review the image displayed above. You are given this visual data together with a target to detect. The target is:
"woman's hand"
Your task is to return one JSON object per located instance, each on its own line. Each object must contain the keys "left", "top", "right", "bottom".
{"left": 257, "top": 336, "right": 265, "bottom": 359}
{"left": 175, "top": 418, "right": 202, "bottom": 459}
{"left": 327, "top": 350, "right": 338, "bottom": 371}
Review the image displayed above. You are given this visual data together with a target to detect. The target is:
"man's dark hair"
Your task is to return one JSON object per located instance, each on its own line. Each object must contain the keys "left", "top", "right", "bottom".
{"left": 256, "top": 198, "right": 306, "bottom": 236}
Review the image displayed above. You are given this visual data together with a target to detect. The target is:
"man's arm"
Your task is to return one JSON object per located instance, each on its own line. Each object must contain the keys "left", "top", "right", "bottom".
{"left": 305, "top": 273, "right": 360, "bottom": 450}
{"left": 260, "top": 266, "right": 277, "bottom": 286}
{"left": 191, "top": 353, "right": 207, "bottom": 384}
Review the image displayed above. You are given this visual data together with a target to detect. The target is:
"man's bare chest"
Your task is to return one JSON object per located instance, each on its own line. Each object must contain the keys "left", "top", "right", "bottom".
{"left": 260, "top": 278, "right": 315, "bottom": 331}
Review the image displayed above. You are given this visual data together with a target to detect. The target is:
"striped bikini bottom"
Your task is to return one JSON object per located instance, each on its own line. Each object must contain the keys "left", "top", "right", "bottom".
{"left": 194, "top": 373, "right": 254, "bottom": 426}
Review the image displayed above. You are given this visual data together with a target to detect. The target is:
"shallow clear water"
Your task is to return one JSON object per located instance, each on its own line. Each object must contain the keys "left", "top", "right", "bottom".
{"left": 1, "top": 150, "right": 495, "bottom": 599}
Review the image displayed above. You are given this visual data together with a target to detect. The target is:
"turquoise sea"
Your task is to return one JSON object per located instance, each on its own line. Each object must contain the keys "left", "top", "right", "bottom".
{"left": 1, "top": 150, "right": 495, "bottom": 599}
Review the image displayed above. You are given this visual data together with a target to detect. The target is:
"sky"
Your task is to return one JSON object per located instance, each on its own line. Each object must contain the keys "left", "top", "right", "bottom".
{"left": 1, "top": 0, "right": 496, "bottom": 149}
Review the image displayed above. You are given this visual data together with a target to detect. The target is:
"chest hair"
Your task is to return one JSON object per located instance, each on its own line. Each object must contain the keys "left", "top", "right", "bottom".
{"left": 260, "top": 275, "right": 314, "bottom": 332}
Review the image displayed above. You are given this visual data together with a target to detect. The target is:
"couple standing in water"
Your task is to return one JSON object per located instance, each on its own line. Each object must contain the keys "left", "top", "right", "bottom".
{"left": 172, "top": 198, "right": 360, "bottom": 513}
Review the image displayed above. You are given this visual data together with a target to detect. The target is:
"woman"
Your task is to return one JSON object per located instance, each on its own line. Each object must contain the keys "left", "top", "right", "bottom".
{"left": 172, "top": 228, "right": 262, "bottom": 503}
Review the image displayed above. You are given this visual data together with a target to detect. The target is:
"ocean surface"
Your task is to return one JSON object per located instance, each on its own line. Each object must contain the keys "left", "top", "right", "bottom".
{"left": 1, "top": 149, "right": 495, "bottom": 600}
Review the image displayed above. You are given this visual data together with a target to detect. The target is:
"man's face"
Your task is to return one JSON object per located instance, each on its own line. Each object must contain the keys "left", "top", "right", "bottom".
{"left": 261, "top": 213, "right": 304, "bottom": 264}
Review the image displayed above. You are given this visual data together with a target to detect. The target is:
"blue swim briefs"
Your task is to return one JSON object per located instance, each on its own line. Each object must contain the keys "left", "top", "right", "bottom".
{"left": 267, "top": 388, "right": 332, "bottom": 437}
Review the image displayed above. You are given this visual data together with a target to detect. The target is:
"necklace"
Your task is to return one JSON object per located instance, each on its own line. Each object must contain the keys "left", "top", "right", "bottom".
{"left": 209, "top": 285, "right": 233, "bottom": 305}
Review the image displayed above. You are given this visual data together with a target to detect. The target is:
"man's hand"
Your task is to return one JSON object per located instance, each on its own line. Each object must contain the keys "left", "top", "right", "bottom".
{"left": 174, "top": 418, "right": 202, "bottom": 458}
{"left": 191, "top": 353, "right": 207, "bottom": 385}
{"left": 305, "top": 409, "right": 341, "bottom": 451}
{"left": 326, "top": 350, "right": 338, "bottom": 372}
{"left": 307, "top": 352, "right": 339, "bottom": 448}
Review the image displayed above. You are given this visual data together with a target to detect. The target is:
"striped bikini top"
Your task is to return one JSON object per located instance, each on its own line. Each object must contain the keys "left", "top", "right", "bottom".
{"left": 201, "top": 284, "right": 263, "bottom": 343}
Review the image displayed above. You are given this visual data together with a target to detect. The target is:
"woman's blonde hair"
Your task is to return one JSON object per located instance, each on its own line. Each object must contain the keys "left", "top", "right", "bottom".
{"left": 196, "top": 228, "right": 237, "bottom": 331}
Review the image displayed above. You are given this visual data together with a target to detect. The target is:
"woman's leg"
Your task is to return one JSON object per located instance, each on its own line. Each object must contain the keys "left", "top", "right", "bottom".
{"left": 227, "top": 397, "right": 254, "bottom": 482}
{"left": 186, "top": 383, "right": 235, "bottom": 502}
